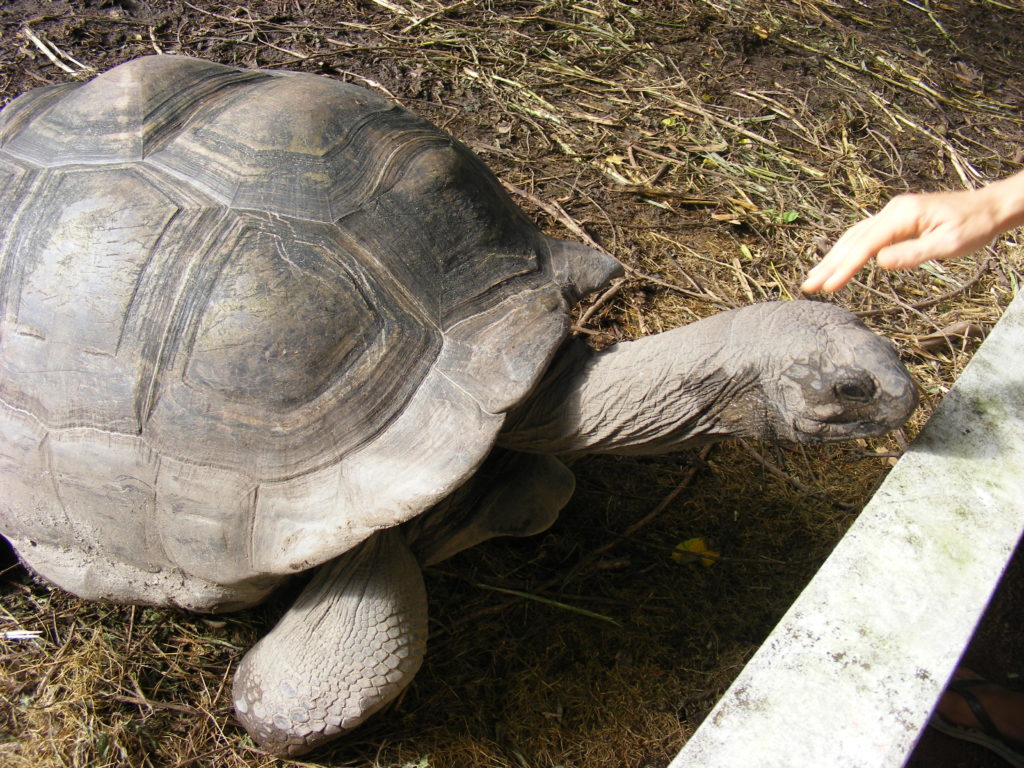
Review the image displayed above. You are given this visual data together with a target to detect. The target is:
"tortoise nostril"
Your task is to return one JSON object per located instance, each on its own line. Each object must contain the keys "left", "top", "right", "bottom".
{"left": 834, "top": 378, "right": 876, "bottom": 402}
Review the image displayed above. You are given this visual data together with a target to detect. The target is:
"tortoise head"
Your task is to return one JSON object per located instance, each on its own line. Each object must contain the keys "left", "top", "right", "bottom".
{"left": 756, "top": 301, "right": 918, "bottom": 443}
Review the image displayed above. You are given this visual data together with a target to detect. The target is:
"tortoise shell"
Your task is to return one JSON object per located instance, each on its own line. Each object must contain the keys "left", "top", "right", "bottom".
{"left": 0, "top": 56, "right": 620, "bottom": 606}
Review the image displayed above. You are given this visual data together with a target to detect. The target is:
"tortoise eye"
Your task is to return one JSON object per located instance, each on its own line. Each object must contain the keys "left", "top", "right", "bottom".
{"left": 834, "top": 378, "right": 875, "bottom": 403}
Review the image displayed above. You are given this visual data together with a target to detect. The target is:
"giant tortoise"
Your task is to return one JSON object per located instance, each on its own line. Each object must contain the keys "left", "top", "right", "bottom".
{"left": 0, "top": 55, "right": 917, "bottom": 756}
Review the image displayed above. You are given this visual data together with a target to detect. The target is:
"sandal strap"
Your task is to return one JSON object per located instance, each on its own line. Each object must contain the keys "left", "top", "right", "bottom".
{"left": 949, "top": 678, "right": 1004, "bottom": 740}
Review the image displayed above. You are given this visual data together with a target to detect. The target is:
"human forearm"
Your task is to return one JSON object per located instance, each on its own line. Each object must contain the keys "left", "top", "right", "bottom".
{"left": 980, "top": 168, "right": 1024, "bottom": 233}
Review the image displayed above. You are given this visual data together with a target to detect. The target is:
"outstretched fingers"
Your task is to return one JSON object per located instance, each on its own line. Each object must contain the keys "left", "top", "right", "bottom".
{"left": 801, "top": 185, "right": 1014, "bottom": 293}
{"left": 801, "top": 219, "right": 880, "bottom": 293}
{"left": 802, "top": 202, "right": 921, "bottom": 293}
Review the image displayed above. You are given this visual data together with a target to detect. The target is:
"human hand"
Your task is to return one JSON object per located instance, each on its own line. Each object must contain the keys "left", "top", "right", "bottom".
{"left": 801, "top": 175, "right": 1024, "bottom": 293}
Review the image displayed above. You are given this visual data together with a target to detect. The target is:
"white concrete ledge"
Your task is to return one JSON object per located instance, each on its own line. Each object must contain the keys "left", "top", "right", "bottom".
{"left": 671, "top": 291, "right": 1024, "bottom": 768}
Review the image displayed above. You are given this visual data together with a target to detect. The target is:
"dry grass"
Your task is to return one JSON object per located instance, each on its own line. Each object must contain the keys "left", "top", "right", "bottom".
{"left": 1, "top": 1, "right": 1023, "bottom": 766}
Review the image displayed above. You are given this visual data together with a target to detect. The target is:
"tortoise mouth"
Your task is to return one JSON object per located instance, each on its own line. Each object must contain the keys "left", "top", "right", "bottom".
{"left": 788, "top": 373, "right": 918, "bottom": 443}
{"left": 791, "top": 415, "right": 896, "bottom": 442}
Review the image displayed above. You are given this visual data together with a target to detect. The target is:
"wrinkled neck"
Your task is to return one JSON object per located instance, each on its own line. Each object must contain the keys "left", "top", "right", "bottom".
{"left": 499, "top": 311, "right": 765, "bottom": 456}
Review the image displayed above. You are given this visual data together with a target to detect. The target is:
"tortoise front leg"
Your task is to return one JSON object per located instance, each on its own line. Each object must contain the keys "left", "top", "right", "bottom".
{"left": 407, "top": 449, "right": 576, "bottom": 566}
{"left": 232, "top": 527, "right": 427, "bottom": 757}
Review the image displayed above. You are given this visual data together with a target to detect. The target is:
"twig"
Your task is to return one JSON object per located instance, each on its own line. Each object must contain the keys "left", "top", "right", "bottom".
{"left": 577, "top": 278, "right": 624, "bottom": 328}
{"left": 669, "top": 256, "right": 736, "bottom": 309}
{"left": 21, "top": 27, "right": 78, "bottom": 75}
{"left": 893, "top": 0, "right": 963, "bottom": 53}
{"left": 852, "top": 256, "right": 991, "bottom": 319}
{"left": 627, "top": 265, "right": 730, "bottom": 306}
{"left": 370, "top": 0, "right": 420, "bottom": 21}
{"left": 738, "top": 440, "right": 856, "bottom": 511}
{"left": 472, "top": 583, "right": 621, "bottom": 626}
{"left": 147, "top": 27, "right": 164, "bottom": 55}
{"left": 608, "top": 185, "right": 719, "bottom": 205}
{"left": 105, "top": 693, "right": 204, "bottom": 716}
{"left": 182, "top": 1, "right": 260, "bottom": 27}
{"left": 501, "top": 180, "right": 604, "bottom": 252}
{"left": 611, "top": 446, "right": 714, "bottom": 544}
{"left": 439, "top": 446, "right": 714, "bottom": 633}
{"left": 401, "top": 0, "right": 474, "bottom": 33}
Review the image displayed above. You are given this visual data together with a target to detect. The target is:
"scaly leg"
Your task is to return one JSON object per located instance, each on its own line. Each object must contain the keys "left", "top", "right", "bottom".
{"left": 232, "top": 527, "right": 427, "bottom": 756}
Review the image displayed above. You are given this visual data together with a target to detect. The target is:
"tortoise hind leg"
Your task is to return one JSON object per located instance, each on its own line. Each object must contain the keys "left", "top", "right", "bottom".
{"left": 232, "top": 527, "right": 427, "bottom": 757}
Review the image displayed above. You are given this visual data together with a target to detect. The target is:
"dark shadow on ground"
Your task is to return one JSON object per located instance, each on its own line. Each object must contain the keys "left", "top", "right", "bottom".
{"left": 908, "top": 541, "right": 1024, "bottom": 768}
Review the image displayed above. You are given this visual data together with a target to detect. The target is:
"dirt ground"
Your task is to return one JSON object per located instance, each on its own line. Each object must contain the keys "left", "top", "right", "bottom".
{"left": 1, "top": 1, "right": 1023, "bottom": 767}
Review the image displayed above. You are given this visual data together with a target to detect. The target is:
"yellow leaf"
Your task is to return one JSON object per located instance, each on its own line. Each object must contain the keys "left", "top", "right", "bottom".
{"left": 672, "top": 537, "right": 720, "bottom": 567}
{"left": 604, "top": 154, "right": 627, "bottom": 166}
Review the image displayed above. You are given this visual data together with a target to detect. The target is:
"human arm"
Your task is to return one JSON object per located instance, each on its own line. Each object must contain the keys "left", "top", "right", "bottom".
{"left": 801, "top": 169, "right": 1024, "bottom": 294}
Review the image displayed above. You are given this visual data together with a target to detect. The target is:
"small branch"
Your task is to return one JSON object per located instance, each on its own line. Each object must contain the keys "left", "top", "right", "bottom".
{"left": 738, "top": 440, "right": 856, "bottom": 511}
{"left": 501, "top": 180, "right": 605, "bottom": 253}
{"left": 472, "top": 583, "right": 621, "bottom": 626}
{"left": 577, "top": 278, "right": 624, "bottom": 328}
{"left": 852, "top": 256, "right": 991, "bottom": 319}
{"left": 601, "top": 445, "right": 714, "bottom": 550}
{"left": 21, "top": 27, "right": 89, "bottom": 76}
{"left": 436, "top": 446, "right": 714, "bottom": 634}
{"left": 104, "top": 693, "right": 204, "bottom": 716}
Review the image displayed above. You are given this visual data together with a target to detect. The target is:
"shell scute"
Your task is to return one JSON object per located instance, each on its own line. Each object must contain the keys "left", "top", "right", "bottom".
{"left": 0, "top": 165, "right": 183, "bottom": 433}
{"left": 155, "top": 456, "right": 258, "bottom": 585}
{"left": 339, "top": 136, "right": 543, "bottom": 327}
{"left": 184, "top": 220, "right": 385, "bottom": 408}
{"left": 2, "top": 56, "right": 265, "bottom": 165}
{"left": 146, "top": 211, "right": 438, "bottom": 481}
{"left": 148, "top": 76, "right": 412, "bottom": 221}
{"left": 47, "top": 430, "right": 159, "bottom": 568}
